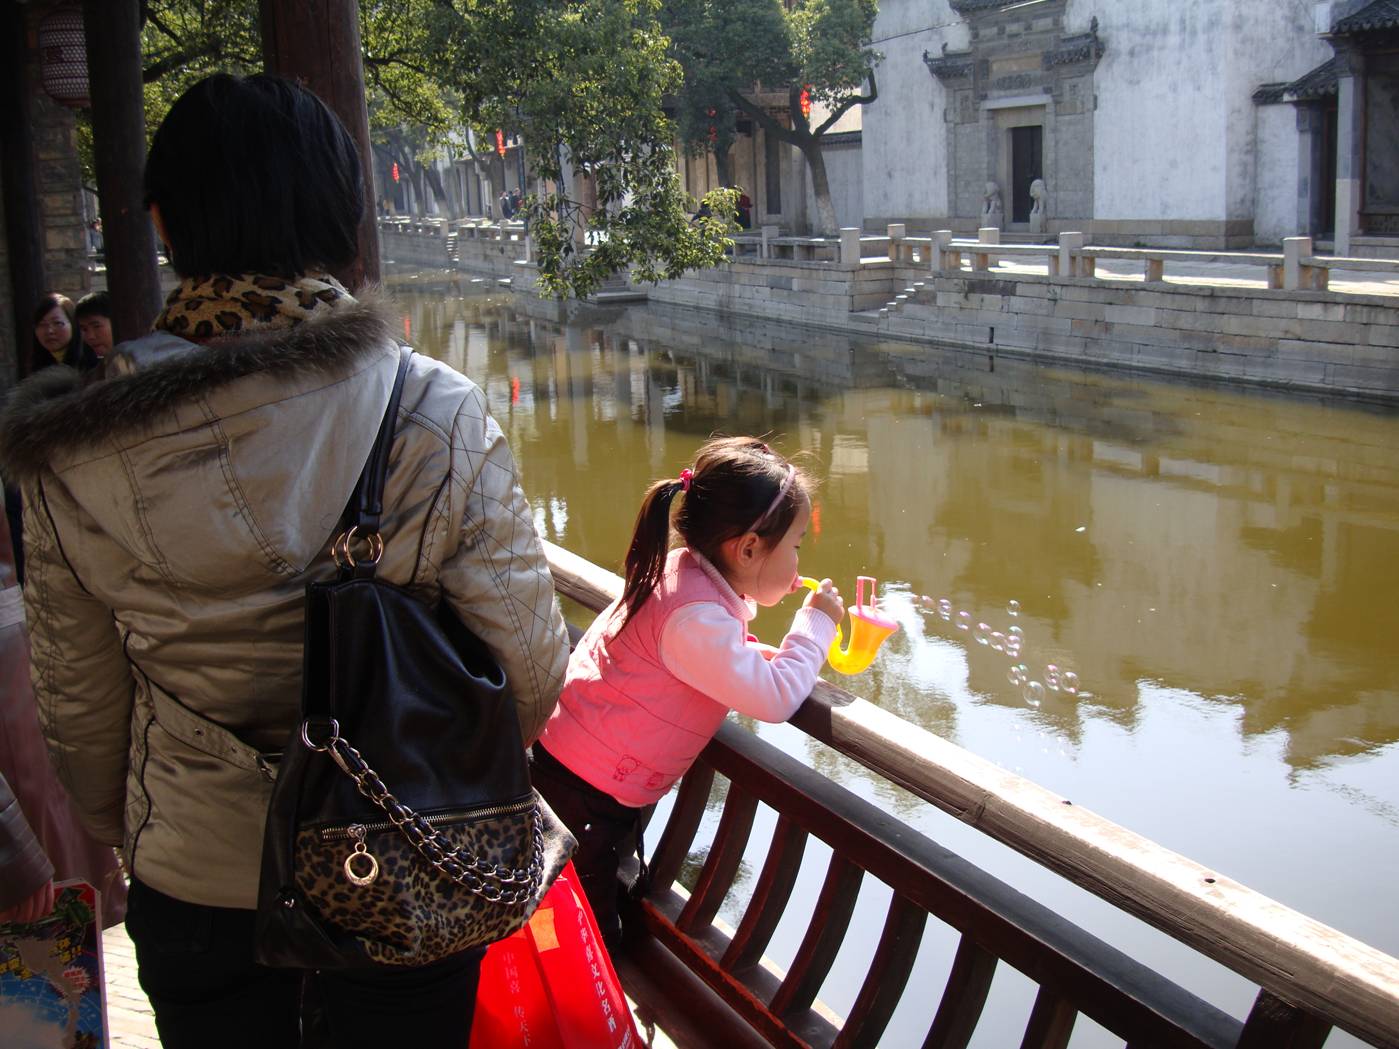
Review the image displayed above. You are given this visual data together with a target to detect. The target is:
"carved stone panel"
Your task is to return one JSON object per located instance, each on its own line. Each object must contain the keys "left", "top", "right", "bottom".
{"left": 923, "top": 0, "right": 1104, "bottom": 226}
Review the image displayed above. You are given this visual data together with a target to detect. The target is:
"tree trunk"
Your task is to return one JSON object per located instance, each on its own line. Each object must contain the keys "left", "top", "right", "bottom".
{"left": 424, "top": 164, "right": 448, "bottom": 218}
{"left": 84, "top": 0, "right": 162, "bottom": 344}
{"left": 714, "top": 144, "right": 732, "bottom": 189}
{"left": 260, "top": 0, "right": 380, "bottom": 288}
{"left": 802, "top": 138, "right": 838, "bottom": 235}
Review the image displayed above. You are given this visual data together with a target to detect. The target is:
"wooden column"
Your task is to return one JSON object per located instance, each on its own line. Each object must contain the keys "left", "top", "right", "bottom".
{"left": 259, "top": 0, "right": 381, "bottom": 290}
{"left": 0, "top": 0, "right": 44, "bottom": 386}
{"left": 83, "top": 0, "right": 162, "bottom": 344}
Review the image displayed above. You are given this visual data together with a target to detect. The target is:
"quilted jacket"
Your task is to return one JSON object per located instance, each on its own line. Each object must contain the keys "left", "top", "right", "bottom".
{"left": 0, "top": 298, "right": 569, "bottom": 908}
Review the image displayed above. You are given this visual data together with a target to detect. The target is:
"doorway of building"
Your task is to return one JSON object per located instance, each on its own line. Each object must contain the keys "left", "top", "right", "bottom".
{"left": 1010, "top": 125, "right": 1043, "bottom": 224}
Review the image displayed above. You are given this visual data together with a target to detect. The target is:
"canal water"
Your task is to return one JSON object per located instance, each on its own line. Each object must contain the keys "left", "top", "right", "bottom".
{"left": 394, "top": 276, "right": 1398, "bottom": 1048}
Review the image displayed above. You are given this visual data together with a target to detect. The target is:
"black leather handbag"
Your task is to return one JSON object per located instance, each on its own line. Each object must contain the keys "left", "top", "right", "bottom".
{"left": 255, "top": 348, "right": 573, "bottom": 970}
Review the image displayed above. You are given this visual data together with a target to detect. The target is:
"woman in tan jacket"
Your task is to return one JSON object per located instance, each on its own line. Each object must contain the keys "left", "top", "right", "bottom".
{"left": 0, "top": 74, "right": 568, "bottom": 1048}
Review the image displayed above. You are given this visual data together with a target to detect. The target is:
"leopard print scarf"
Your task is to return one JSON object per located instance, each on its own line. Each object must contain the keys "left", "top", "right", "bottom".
{"left": 152, "top": 273, "right": 353, "bottom": 342}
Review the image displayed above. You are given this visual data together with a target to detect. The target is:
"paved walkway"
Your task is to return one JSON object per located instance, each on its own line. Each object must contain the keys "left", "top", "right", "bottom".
{"left": 989, "top": 255, "right": 1399, "bottom": 297}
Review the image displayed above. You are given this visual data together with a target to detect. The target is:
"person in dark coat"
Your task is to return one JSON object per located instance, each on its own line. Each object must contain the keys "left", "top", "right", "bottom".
{"left": 30, "top": 293, "right": 99, "bottom": 377}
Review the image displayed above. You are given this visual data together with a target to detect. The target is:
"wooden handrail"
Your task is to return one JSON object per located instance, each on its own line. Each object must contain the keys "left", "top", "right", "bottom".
{"left": 543, "top": 540, "right": 1399, "bottom": 1047}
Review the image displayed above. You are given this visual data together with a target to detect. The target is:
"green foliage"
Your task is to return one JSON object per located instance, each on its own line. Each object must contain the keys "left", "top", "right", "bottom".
{"left": 126, "top": 0, "right": 727, "bottom": 297}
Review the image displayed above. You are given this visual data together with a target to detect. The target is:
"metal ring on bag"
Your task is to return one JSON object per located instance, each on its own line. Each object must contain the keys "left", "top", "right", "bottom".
{"left": 300, "top": 717, "right": 340, "bottom": 751}
{"left": 332, "top": 526, "right": 384, "bottom": 569}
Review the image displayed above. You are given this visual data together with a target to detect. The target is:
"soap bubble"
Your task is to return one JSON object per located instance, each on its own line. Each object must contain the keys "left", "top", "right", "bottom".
{"left": 919, "top": 594, "right": 934, "bottom": 609}
{"left": 1005, "top": 637, "right": 1022, "bottom": 657}
{"left": 938, "top": 598, "right": 952, "bottom": 620}
{"left": 1024, "top": 680, "right": 1045, "bottom": 706}
{"left": 1007, "top": 599, "right": 1021, "bottom": 617}
{"left": 1045, "top": 664, "right": 1061, "bottom": 690}
{"left": 1062, "top": 671, "right": 1080, "bottom": 695}
{"left": 1008, "top": 626, "right": 1024, "bottom": 639}
{"left": 956, "top": 611, "right": 971, "bottom": 631}
{"left": 1008, "top": 666, "right": 1026, "bottom": 686}
{"left": 974, "top": 622, "right": 990, "bottom": 645}
{"left": 990, "top": 631, "right": 1005, "bottom": 651}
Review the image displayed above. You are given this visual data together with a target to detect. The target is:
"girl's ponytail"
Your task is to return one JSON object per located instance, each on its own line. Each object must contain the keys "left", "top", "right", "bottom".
{"left": 618, "top": 477, "right": 685, "bottom": 623}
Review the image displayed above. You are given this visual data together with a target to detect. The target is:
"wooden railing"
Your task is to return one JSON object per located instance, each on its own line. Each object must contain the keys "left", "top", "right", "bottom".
{"left": 544, "top": 541, "right": 1399, "bottom": 1049}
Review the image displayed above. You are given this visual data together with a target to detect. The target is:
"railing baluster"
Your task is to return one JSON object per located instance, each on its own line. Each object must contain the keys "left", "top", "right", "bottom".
{"left": 922, "top": 935, "right": 998, "bottom": 1049}
{"left": 831, "top": 895, "right": 927, "bottom": 1049}
{"left": 678, "top": 783, "right": 759, "bottom": 934}
{"left": 647, "top": 764, "right": 716, "bottom": 892}
{"left": 722, "top": 815, "right": 808, "bottom": 972}
{"left": 1019, "top": 987, "right": 1077, "bottom": 1049}
{"left": 1235, "top": 989, "right": 1331, "bottom": 1049}
{"left": 769, "top": 853, "right": 864, "bottom": 1019}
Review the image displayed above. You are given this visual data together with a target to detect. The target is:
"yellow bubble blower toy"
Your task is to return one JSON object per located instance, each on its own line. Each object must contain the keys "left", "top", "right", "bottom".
{"left": 799, "top": 575, "right": 900, "bottom": 674}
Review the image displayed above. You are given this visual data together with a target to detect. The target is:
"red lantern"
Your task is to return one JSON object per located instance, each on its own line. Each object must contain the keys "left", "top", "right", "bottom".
{"left": 799, "top": 86, "right": 812, "bottom": 120}
{"left": 391, "top": 161, "right": 400, "bottom": 183}
{"left": 495, "top": 130, "right": 507, "bottom": 158}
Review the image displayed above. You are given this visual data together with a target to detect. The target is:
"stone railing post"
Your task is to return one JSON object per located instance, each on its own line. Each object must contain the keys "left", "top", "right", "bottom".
{"left": 973, "top": 226, "right": 1000, "bottom": 271}
{"left": 887, "top": 223, "right": 906, "bottom": 263}
{"left": 1283, "top": 236, "right": 1312, "bottom": 291}
{"left": 839, "top": 227, "right": 863, "bottom": 269}
{"left": 931, "top": 230, "right": 954, "bottom": 273}
{"left": 1058, "top": 232, "right": 1084, "bottom": 278}
{"left": 761, "top": 225, "right": 778, "bottom": 260}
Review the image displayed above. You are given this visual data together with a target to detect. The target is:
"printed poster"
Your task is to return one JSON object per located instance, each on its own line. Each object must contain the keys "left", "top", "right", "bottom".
{"left": 0, "top": 881, "right": 107, "bottom": 1049}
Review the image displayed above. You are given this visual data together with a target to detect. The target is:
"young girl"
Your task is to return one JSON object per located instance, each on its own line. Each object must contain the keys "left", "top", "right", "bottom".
{"left": 532, "top": 437, "right": 844, "bottom": 945}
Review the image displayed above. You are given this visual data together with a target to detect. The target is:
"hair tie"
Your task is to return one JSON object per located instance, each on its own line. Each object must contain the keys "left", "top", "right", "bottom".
{"left": 678, "top": 468, "right": 693, "bottom": 493}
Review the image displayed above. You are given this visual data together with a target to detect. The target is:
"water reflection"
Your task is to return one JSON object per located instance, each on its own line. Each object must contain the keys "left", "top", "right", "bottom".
{"left": 396, "top": 280, "right": 1399, "bottom": 778}
{"left": 393, "top": 278, "right": 1398, "bottom": 1043}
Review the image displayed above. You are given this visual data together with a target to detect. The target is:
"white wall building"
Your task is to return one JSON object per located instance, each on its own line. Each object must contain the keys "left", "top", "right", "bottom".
{"left": 855, "top": 0, "right": 1341, "bottom": 247}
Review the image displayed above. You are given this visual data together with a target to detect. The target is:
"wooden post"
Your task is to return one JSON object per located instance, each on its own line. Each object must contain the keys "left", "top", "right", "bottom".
{"left": 83, "top": 0, "right": 162, "bottom": 344}
{"left": 260, "top": 0, "right": 380, "bottom": 289}
{"left": 1144, "top": 257, "right": 1164, "bottom": 283}
{"left": 0, "top": 0, "right": 44, "bottom": 386}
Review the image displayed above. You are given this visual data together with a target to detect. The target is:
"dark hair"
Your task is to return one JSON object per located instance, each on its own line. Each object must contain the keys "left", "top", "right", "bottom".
{"left": 618, "top": 436, "right": 811, "bottom": 624}
{"left": 143, "top": 74, "right": 364, "bottom": 279}
{"left": 74, "top": 290, "right": 110, "bottom": 320}
{"left": 29, "top": 293, "right": 94, "bottom": 374}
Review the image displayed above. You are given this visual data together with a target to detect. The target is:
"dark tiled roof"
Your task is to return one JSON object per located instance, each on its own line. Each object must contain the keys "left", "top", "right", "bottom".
{"left": 1254, "top": 56, "right": 1342, "bottom": 104}
{"left": 1333, "top": 0, "right": 1399, "bottom": 33}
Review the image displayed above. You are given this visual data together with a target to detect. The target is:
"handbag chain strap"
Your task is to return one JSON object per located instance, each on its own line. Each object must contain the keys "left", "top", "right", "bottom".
{"left": 308, "top": 719, "right": 544, "bottom": 905}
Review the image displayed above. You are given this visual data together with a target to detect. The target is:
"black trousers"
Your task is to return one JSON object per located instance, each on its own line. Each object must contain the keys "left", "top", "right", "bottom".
{"left": 530, "top": 743, "right": 649, "bottom": 949}
{"left": 125, "top": 878, "right": 484, "bottom": 1049}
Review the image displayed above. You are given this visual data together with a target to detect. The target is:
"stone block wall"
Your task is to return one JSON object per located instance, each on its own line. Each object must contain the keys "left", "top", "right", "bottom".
{"left": 30, "top": 90, "right": 89, "bottom": 301}
{"left": 883, "top": 272, "right": 1399, "bottom": 402}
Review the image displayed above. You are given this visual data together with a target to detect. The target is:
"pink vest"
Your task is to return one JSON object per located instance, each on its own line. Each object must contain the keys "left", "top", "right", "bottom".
{"left": 538, "top": 548, "right": 752, "bottom": 807}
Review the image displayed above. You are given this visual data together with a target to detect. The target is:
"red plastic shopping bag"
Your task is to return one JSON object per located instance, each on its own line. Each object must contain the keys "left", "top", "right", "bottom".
{"left": 471, "top": 862, "right": 641, "bottom": 1049}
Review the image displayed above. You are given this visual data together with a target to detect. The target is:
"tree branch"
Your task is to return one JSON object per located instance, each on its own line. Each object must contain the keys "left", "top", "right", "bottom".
{"left": 727, "top": 88, "right": 801, "bottom": 148}
{"left": 814, "top": 69, "right": 878, "bottom": 137}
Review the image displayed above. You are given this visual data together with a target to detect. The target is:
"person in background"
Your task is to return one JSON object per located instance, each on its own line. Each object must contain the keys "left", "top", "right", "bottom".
{"left": 75, "top": 291, "right": 115, "bottom": 358}
{"left": 0, "top": 508, "right": 126, "bottom": 925}
{"left": 30, "top": 293, "right": 98, "bottom": 376}
{"left": 0, "top": 72, "right": 567, "bottom": 1049}
{"left": 499, "top": 188, "right": 516, "bottom": 220}
{"left": 531, "top": 436, "right": 842, "bottom": 947}
{"left": 0, "top": 770, "right": 55, "bottom": 925}
{"left": 735, "top": 187, "right": 753, "bottom": 230}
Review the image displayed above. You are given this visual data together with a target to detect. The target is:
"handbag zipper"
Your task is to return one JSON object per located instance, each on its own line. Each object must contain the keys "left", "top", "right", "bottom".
{"left": 315, "top": 797, "right": 535, "bottom": 843}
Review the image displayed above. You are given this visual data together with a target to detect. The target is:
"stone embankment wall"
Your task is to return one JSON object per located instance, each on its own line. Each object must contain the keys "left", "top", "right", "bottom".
{"left": 881, "top": 272, "right": 1399, "bottom": 403}
{"left": 645, "top": 258, "right": 897, "bottom": 327}
{"left": 380, "top": 226, "right": 523, "bottom": 279}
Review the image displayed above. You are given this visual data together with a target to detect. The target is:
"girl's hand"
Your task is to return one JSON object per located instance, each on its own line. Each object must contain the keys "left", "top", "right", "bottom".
{"left": 804, "top": 578, "right": 844, "bottom": 625}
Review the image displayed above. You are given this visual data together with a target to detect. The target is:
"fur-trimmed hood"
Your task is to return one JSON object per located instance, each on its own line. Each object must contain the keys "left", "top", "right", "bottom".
{"left": 0, "top": 295, "right": 396, "bottom": 483}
